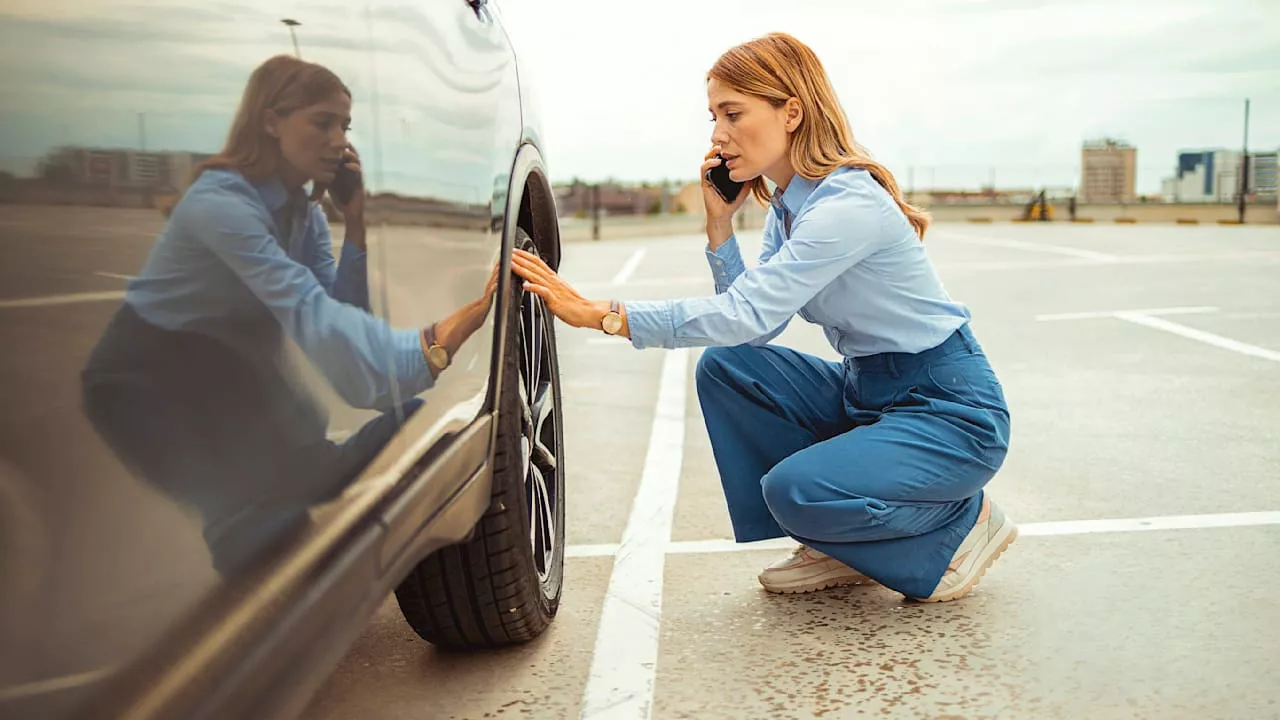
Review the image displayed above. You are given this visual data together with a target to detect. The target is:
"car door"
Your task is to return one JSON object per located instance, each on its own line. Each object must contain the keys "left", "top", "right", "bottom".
{"left": 0, "top": 1, "right": 417, "bottom": 716}
{"left": 349, "top": 0, "right": 522, "bottom": 506}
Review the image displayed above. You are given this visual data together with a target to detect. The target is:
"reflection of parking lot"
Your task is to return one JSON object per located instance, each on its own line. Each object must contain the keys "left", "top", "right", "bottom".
{"left": 309, "top": 223, "right": 1280, "bottom": 719}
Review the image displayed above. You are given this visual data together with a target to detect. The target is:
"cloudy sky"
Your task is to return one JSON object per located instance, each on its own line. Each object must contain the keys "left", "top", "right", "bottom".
{"left": 499, "top": 0, "right": 1280, "bottom": 193}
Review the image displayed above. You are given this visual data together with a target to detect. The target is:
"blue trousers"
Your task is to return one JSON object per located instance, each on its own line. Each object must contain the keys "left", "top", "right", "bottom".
{"left": 695, "top": 324, "right": 1011, "bottom": 598}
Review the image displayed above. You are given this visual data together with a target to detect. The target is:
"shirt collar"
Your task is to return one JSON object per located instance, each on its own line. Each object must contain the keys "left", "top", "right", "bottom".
{"left": 770, "top": 173, "right": 819, "bottom": 218}
{"left": 253, "top": 176, "right": 306, "bottom": 215}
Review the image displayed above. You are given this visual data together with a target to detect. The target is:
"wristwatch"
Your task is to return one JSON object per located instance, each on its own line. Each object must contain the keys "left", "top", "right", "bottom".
{"left": 601, "top": 300, "right": 623, "bottom": 335}
{"left": 422, "top": 323, "right": 451, "bottom": 371}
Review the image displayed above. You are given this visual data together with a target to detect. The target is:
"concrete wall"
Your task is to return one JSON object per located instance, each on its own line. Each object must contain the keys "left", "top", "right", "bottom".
{"left": 924, "top": 202, "right": 1278, "bottom": 225}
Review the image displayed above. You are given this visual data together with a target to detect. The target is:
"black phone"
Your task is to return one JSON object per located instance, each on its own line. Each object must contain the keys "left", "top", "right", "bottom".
{"left": 705, "top": 155, "right": 745, "bottom": 204}
{"left": 330, "top": 150, "right": 362, "bottom": 206}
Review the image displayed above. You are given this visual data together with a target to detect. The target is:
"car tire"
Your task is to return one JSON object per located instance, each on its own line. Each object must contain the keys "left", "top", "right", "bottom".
{"left": 394, "top": 228, "right": 566, "bottom": 650}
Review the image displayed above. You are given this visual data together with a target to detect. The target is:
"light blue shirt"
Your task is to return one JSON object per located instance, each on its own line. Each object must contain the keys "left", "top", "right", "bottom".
{"left": 625, "top": 167, "right": 970, "bottom": 357}
{"left": 125, "top": 168, "right": 431, "bottom": 409}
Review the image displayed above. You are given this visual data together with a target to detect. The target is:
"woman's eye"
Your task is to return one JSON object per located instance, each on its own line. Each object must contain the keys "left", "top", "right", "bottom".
{"left": 726, "top": 113, "right": 740, "bottom": 121}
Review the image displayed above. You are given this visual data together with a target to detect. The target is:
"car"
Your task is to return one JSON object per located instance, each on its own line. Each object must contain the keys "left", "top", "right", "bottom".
{"left": 0, "top": 0, "right": 567, "bottom": 717}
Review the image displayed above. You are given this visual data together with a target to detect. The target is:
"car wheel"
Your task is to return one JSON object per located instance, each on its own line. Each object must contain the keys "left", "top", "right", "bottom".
{"left": 394, "top": 228, "right": 565, "bottom": 649}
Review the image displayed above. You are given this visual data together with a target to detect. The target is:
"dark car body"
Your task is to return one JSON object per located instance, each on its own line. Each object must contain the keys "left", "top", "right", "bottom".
{"left": 0, "top": 1, "right": 564, "bottom": 717}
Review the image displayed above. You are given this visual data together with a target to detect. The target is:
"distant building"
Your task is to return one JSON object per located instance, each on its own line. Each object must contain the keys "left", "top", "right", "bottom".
{"left": 553, "top": 180, "right": 666, "bottom": 217}
{"left": 1080, "top": 139, "right": 1136, "bottom": 203}
{"left": 1162, "top": 149, "right": 1245, "bottom": 203}
{"left": 38, "top": 146, "right": 211, "bottom": 194}
{"left": 1247, "top": 151, "right": 1278, "bottom": 201}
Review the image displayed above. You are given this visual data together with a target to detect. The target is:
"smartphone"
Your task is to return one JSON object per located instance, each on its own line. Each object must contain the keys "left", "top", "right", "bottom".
{"left": 330, "top": 151, "right": 362, "bottom": 205}
{"left": 705, "top": 155, "right": 745, "bottom": 204}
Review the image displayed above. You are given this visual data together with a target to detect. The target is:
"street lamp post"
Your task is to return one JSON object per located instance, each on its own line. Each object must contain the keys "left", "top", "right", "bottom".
{"left": 281, "top": 18, "right": 302, "bottom": 58}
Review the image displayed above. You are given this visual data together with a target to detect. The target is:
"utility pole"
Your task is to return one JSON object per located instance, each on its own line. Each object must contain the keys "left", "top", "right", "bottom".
{"left": 137, "top": 112, "right": 146, "bottom": 151}
{"left": 1238, "top": 98, "right": 1250, "bottom": 224}
{"left": 591, "top": 184, "right": 601, "bottom": 241}
{"left": 281, "top": 19, "right": 302, "bottom": 58}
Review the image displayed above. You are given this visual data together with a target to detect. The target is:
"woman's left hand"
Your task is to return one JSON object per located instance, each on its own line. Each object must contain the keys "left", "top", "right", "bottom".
{"left": 510, "top": 249, "right": 606, "bottom": 329}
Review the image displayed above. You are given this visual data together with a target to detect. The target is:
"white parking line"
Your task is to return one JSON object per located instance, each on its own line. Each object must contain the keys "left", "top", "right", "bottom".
{"left": 1115, "top": 312, "right": 1280, "bottom": 363}
{"left": 580, "top": 348, "right": 689, "bottom": 720}
{"left": 564, "top": 510, "right": 1280, "bottom": 559}
{"left": 611, "top": 249, "right": 648, "bottom": 285}
{"left": 576, "top": 276, "right": 706, "bottom": 291}
{"left": 1036, "top": 306, "right": 1218, "bottom": 322}
{"left": 94, "top": 271, "right": 135, "bottom": 281}
{"left": 936, "top": 231, "right": 1120, "bottom": 263}
{"left": 0, "top": 291, "right": 126, "bottom": 309}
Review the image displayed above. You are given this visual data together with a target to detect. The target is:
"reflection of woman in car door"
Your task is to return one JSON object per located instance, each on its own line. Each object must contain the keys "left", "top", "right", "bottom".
{"left": 510, "top": 34, "right": 1015, "bottom": 604}
{"left": 81, "top": 55, "right": 497, "bottom": 575}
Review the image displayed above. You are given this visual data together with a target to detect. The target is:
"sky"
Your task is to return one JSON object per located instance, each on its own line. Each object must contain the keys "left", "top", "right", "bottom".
{"left": 498, "top": 0, "right": 1280, "bottom": 194}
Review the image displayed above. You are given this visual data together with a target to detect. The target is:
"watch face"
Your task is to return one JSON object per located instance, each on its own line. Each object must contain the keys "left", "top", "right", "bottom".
{"left": 428, "top": 345, "right": 450, "bottom": 369}
{"left": 602, "top": 313, "right": 623, "bottom": 335}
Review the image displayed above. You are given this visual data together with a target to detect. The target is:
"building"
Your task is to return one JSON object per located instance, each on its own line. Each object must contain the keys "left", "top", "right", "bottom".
{"left": 1162, "top": 149, "right": 1247, "bottom": 203}
{"left": 1080, "top": 139, "right": 1137, "bottom": 203}
{"left": 38, "top": 146, "right": 211, "bottom": 194}
{"left": 1247, "top": 150, "right": 1278, "bottom": 201}
{"left": 553, "top": 180, "right": 668, "bottom": 217}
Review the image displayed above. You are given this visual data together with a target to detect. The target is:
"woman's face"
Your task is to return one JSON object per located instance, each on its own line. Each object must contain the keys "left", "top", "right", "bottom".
{"left": 266, "top": 91, "right": 352, "bottom": 186}
{"left": 707, "top": 78, "right": 800, "bottom": 184}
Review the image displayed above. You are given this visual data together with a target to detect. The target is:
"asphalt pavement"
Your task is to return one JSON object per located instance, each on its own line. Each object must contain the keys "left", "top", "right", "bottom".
{"left": 303, "top": 222, "right": 1280, "bottom": 720}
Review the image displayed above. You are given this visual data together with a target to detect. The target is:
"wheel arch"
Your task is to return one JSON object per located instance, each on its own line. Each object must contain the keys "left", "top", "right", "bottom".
{"left": 487, "top": 141, "right": 560, "bottom": 419}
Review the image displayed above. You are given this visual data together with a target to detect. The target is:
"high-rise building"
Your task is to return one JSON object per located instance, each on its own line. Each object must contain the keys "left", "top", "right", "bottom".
{"left": 1080, "top": 139, "right": 1136, "bottom": 203}
{"left": 1163, "top": 149, "right": 1246, "bottom": 203}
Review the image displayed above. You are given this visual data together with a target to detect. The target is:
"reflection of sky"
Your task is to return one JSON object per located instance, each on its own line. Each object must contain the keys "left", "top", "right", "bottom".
{"left": 0, "top": 0, "right": 514, "bottom": 204}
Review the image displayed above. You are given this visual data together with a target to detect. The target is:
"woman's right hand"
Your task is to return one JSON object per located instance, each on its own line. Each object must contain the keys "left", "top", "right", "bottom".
{"left": 701, "top": 145, "right": 750, "bottom": 220}
{"left": 701, "top": 145, "right": 749, "bottom": 248}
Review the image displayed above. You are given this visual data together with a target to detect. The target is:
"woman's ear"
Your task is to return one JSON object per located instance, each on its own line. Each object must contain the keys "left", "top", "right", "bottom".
{"left": 263, "top": 110, "right": 281, "bottom": 139}
{"left": 784, "top": 98, "right": 803, "bottom": 133}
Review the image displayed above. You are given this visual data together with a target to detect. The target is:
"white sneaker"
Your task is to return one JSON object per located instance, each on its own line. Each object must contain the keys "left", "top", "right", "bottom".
{"left": 916, "top": 496, "right": 1017, "bottom": 603}
{"left": 758, "top": 545, "right": 873, "bottom": 594}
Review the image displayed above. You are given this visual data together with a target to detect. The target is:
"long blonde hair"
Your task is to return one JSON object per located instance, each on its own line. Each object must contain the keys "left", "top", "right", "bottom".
{"left": 199, "top": 55, "right": 350, "bottom": 183}
{"left": 709, "top": 33, "right": 930, "bottom": 239}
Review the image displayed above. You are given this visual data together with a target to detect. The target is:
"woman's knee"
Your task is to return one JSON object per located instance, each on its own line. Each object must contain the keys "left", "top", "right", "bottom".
{"left": 760, "top": 463, "right": 811, "bottom": 531}
{"left": 695, "top": 345, "right": 758, "bottom": 394}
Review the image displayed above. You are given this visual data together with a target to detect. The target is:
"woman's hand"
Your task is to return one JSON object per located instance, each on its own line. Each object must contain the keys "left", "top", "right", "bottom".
{"left": 328, "top": 146, "right": 366, "bottom": 224}
{"left": 435, "top": 261, "right": 501, "bottom": 355}
{"left": 510, "top": 249, "right": 608, "bottom": 330}
{"left": 701, "top": 145, "right": 750, "bottom": 248}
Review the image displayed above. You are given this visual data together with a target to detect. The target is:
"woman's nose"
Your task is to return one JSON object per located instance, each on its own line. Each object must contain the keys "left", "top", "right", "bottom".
{"left": 710, "top": 121, "right": 729, "bottom": 147}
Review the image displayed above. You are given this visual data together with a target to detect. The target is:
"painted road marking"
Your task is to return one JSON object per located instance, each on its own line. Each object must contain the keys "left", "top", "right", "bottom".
{"left": 611, "top": 248, "right": 648, "bottom": 285}
{"left": 0, "top": 291, "right": 126, "bottom": 309}
{"left": 1115, "top": 312, "right": 1280, "bottom": 363}
{"left": 935, "top": 231, "right": 1120, "bottom": 263}
{"left": 565, "top": 511, "right": 1280, "bottom": 559}
{"left": 580, "top": 348, "right": 689, "bottom": 720}
{"left": 1036, "top": 306, "right": 1218, "bottom": 322}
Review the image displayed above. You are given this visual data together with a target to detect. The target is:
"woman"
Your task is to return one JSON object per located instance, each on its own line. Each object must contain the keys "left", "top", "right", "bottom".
{"left": 81, "top": 55, "right": 495, "bottom": 574}
{"left": 512, "top": 33, "right": 1014, "bottom": 602}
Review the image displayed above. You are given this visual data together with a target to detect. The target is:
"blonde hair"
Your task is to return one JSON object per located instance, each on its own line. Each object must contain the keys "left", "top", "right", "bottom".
{"left": 709, "top": 33, "right": 930, "bottom": 239}
{"left": 199, "top": 55, "right": 350, "bottom": 183}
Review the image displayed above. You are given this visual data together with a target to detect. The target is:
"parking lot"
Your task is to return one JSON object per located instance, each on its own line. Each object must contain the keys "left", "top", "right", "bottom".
{"left": 302, "top": 222, "right": 1280, "bottom": 719}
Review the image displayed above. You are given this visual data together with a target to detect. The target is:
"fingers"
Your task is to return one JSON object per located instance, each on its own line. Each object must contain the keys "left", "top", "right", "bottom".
{"left": 510, "top": 248, "right": 557, "bottom": 285}
{"left": 522, "top": 282, "right": 551, "bottom": 301}
{"left": 704, "top": 144, "right": 722, "bottom": 161}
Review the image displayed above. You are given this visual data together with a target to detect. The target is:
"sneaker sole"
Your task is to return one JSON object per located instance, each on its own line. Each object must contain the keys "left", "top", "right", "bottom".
{"left": 758, "top": 569, "right": 872, "bottom": 595}
{"left": 917, "top": 520, "right": 1018, "bottom": 603}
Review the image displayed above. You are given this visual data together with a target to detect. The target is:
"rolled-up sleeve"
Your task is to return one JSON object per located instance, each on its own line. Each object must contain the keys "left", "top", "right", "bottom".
{"left": 179, "top": 183, "right": 430, "bottom": 409}
{"left": 626, "top": 181, "right": 884, "bottom": 350}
